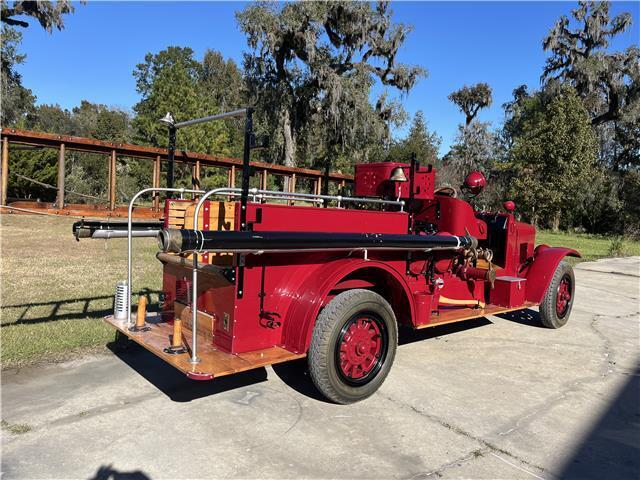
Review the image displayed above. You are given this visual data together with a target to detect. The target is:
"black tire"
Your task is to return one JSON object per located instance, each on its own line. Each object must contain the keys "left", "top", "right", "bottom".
{"left": 539, "top": 261, "right": 575, "bottom": 329}
{"left": 308, "top": 289, "right": 398, "bottom": 404}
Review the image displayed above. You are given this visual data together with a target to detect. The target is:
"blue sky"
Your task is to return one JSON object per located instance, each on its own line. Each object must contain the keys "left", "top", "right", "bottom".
{"left": 14, "top": 1, "right": 640, "bottom": 153}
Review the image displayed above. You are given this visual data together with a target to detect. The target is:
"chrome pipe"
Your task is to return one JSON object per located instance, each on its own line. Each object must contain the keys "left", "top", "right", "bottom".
{"left": 126, "top": 187, "right": 206, "bottom": 326}
{"left": 94, "top": 229, "right": 159, "bottom": 239}
{"left": 174, "top": 108, "right": 248, "bottom": 129}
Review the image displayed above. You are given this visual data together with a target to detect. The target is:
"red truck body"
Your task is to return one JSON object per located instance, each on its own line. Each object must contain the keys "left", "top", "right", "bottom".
{"left": 106, "top": 161, "right": 579, "bottom": 403}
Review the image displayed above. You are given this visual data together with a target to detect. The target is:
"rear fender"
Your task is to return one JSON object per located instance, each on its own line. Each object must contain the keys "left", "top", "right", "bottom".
{"left": 281, "top": 258, "right": 414, "bottom": 354}
{"left": 524, "top": 245, "right": 580, "bottom": 303}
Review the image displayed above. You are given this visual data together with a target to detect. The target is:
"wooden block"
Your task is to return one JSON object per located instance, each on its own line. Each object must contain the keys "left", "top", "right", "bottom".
{"left": 167, "top": 202, "right": 191, "bottom": 211}
{"left": 174, "top": 301, "right": 215, "bottom": 341}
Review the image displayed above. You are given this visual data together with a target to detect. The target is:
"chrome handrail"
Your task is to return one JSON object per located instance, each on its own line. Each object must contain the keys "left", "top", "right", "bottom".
{"left": 126, "top": 187, "right": 206, "bottom": 326}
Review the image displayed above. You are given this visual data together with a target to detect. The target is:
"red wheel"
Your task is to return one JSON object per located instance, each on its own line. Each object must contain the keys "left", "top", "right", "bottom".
{"left": 540, "top": 261, "right": 575, "bottom": 328}
{"left": 336, "top": 314, "right": 387, "bottom": 386}
{"left": 309, "top": 289, "right": 398, "bottom": 404}
{"left": 555, "top": 274, "right": 572, "bottom": 319}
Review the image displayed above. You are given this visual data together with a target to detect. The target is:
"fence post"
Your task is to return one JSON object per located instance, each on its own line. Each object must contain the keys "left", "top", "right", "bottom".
{"left": 56, "top": 143, "right": 66, "bottom": 208}
{"left": 288, "top": 173, "right": 296, "bottom": 206}
{"left": 152, "top": 155, "right": 161, "bottom": 212}
{"left": 1, "top": 137, "right": 9, "bottom": 206}
{"left": 228, "top": 165, "right": 236, "bottom": 188}
{"left": 109, "top": 150, "right": 117, "bottom": 211}
{"left": 192, "top": 160, "right": 201, "bottom": 199}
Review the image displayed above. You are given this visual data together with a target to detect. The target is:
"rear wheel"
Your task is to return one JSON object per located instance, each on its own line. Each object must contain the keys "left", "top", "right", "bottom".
{"left": 540, "top": 261, "right": 575, "bottom": 329}
{"left": 308, "top": 289, "right": 398, "bottom": 404}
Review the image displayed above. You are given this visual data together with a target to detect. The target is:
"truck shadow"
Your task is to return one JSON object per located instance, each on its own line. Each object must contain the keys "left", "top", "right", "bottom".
{"left": 495, "top": 308, "right": 544, "bottom": 328}
{"left": 107, "top": 341, "right": 268, "bottom": 403}
{"left": 108, "top": 312, "right": 541, "bottom": 404}
{"left": 271, "top": 318, "right": 495, "bottom": 404}
{"left": 90, "top": 464, "right": 150, "bottom": 480}
{"left": 398, "top": 317, "right": 492, "bottom": 345}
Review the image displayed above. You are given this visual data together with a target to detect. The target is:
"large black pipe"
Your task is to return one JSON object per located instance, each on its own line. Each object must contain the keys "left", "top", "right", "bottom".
{"left": 158, "top": 228, "right": 477, "bottom": 254}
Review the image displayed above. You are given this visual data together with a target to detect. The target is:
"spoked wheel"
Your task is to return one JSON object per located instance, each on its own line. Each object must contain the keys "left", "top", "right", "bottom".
{"left": 555, "top": 274, "right": 572, "bottom": 319}
{"left": 540, "top": 261, "right": 575, "bottom": 328}
{"left": 336, "top": 314, "right": 387, "bottom": 386}
{"left": 309, "top": 289, "right": 398, "bottom": 404}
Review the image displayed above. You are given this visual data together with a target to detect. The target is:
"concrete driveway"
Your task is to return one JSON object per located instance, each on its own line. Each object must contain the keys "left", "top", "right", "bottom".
{"left": 2, "top": 257, "right": 639, "bottom": 479}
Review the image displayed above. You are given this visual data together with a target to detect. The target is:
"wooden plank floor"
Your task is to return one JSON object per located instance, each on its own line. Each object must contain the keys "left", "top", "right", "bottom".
{"left": 417, "top": 302, "right": 538, "bottom": 329}
{"left": 105, "top": 313, "right": 305, "bottom": 379}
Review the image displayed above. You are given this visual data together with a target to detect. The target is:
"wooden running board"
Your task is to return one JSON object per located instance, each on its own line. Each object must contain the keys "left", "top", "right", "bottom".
{"left": 417, "top": 302, "right": 538, "bottom": 329}
{"left": 105, "top": 313, "right": 304, "bottom": 380}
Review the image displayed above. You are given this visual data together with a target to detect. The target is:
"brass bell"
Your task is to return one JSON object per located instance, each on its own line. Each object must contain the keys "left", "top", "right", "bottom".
{"left": 389, "top": 167, "right": 408, "bottom": 182}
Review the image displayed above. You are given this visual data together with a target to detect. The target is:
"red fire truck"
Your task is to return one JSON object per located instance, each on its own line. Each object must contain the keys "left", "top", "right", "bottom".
{"left": 83, "top": 109, "right": 579, "bottom": 404}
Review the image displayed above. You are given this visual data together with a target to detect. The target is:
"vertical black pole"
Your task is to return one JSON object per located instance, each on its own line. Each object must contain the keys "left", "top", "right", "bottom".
{"left": 409, "top": 152, "right": 418, "bottom": 214}
{"left": 406, "top": 152, "right": 418, "bottom": 275}
{"left": 237, "top": 107, "right": 253, "bottom": 300}
{"left": 239, "top": 107, "right": 253, "bottom": 231}
{"left": 322, "top": 159, "right": 330, "bottom": 199}
{"left": 167, "top": 126, "right": 176, "bottom": 190}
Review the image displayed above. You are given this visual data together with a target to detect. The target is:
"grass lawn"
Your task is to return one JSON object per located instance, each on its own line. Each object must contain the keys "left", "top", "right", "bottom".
{"left": 1, "top": 214, "right": 162, "bottom": 368}
{"left": 1, "top": 214, "right": 638, "bottom": 368}
{"left": 536, "top": 230, "right": 640, "bottom": 263}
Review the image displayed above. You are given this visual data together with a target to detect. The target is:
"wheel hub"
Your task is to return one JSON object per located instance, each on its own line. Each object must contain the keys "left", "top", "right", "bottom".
{"left": 338, "top": 316, "right": 383, "bottom": 381}
{"left": 556, "top": 274, "right": 572, "bottom": 318}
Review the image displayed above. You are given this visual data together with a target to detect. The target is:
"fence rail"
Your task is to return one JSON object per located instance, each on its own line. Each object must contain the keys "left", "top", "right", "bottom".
{"left": 0, "top": 128, "right": 354, "bottom": 218}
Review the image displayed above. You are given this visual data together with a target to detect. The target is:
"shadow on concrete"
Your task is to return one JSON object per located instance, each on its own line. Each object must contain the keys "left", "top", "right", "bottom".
{"left": 1, "top": 289, "right": 161, "bottom": 327}
{"left": 90, "top": 465, "right": 150, "bottom": 480}
{"left": 271, "top": 358, "right": 329, "bottom": 403}
{"left": 107, "top": 340, "right": 267, "bottom": 403}
{"left": 106, "top": 313, "right": 543, "bottom": 403}
{"left": 495, "top": 308, "right": 545, "bottom": 328}
{"left": 399, "top": 317, "right": 492, "bottom": 346}
{"left": 559, "top": 361, "right": 640, "bottom": 479}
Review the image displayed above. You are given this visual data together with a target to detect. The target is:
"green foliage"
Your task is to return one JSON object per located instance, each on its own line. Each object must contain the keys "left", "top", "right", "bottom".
{"left": 508, "top": 86, "right": 599, "bottom": 230}
{"left": 1, "top": 25, "right": 35, "bottom": 126}
{"left": 9, "top": 101, "right": 131, "bottom": 202}
{"left": 543, "top": 1, "right": 639, "bottom": 171}
{"left": 237, "top": 1, "right": 423, "bottom": 168}
{"left": 444, "top": 122, "right": 497, "bottom": 175}
{"left": 607, "top": 236, "right": 629, "bottom": 257}
{"left": 448, "top": 83, "right": 493, "bottom": 126}
{"left": 387, "top": 111, "right": 441, "bottom": 166}
{"left": 200, "top": 49, "right": 246, "bottom": 156}
{"left": 132, "top": 46, "right": 240, "bottom": 195}
{"left": 1, "top": 0, "right": 78, "bottom": 32}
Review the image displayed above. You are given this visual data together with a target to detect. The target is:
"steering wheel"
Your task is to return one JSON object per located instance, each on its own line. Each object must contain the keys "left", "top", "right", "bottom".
{"left": 434, "top": 186, "right": 458, "bottom": 198}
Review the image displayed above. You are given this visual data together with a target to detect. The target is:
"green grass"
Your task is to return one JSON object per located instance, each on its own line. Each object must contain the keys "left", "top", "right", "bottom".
{"left": 1, "top": 214, "right": 161, "bottom": 368}
{"left": 536, "top": 230, "right": 640, "bottom": 263}
{"left": 1, "top": 419, "right": 32, "bottom": 435}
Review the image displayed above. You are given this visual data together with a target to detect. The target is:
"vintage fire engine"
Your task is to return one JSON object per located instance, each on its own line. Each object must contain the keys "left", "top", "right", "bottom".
{"left": 79, "top": 109, "right": 579, "bottom": 404}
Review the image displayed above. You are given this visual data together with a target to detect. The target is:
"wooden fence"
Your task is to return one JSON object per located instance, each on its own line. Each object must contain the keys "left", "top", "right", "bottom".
{"left": 0, "top": 128, "right": 353, "bottom": 218}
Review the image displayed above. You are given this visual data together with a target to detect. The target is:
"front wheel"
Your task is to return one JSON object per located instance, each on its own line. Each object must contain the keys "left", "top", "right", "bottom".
{"left": 539, "top": 261, "right": 575, "bottom": 329}
{"left": 308, "top": 289, "right": 398, "bottom": 404}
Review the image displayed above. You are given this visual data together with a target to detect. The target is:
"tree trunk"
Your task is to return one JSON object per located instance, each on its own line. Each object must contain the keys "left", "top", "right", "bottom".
{"left": 282, "top": 109, "right": 296, "bottom": 168}
{"left": 551, "top": 210, "right": 561, "bottom": 232}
